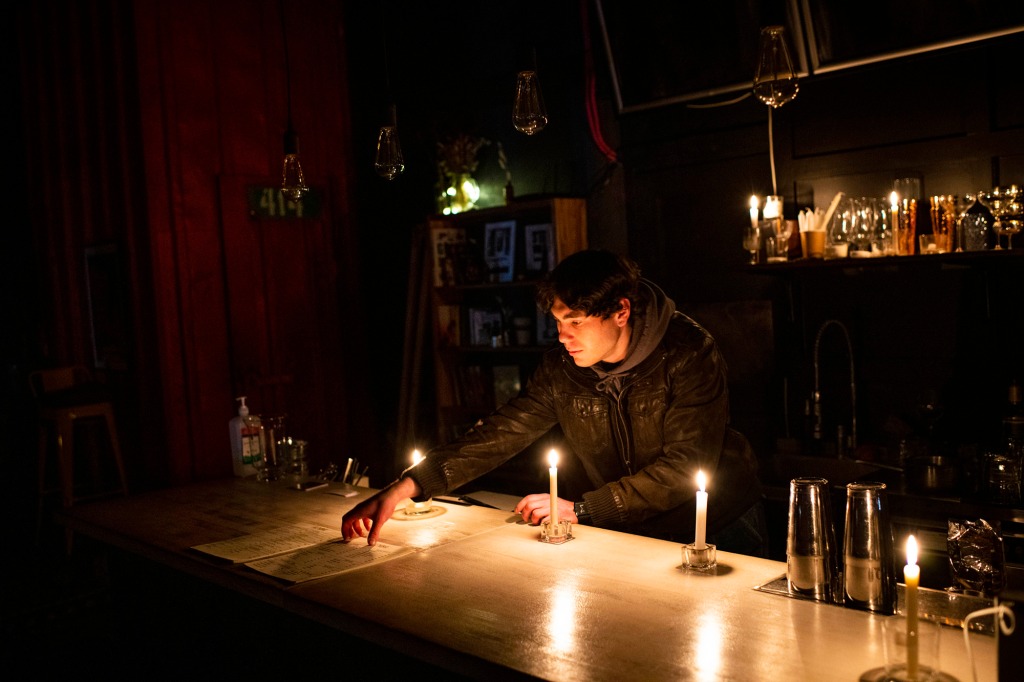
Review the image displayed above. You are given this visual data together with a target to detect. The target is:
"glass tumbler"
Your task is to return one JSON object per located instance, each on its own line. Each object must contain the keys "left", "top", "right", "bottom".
{"left": 843, "top": 482, "right": 897, "bottom": 614}
{"left": 787, "top": 477, "right": 840, "bottom": 603}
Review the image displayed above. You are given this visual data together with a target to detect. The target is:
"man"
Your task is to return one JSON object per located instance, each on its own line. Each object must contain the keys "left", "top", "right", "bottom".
{"left": 342, "top": 250, "right": 767, "bottom": 556}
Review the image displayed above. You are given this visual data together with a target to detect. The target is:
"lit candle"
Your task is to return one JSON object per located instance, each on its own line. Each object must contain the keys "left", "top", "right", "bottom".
{"left": 904, "top": 535, "right": 920, "bottom": 678}
{"left": 695, "top": 470, "right": 708, "bottom": 550}
{"left": 890, "top": 191, "right": 899, "bottom": 230}
{"left": 763, "top": 196, "right": 780, "bottom": 220}
{"left": 411, "top": 449, "right": 424, "bottom": 466}
{"left": 548, "top": 449, "right": 559, "bottom": 527}
{"left": 749, "top": 195, "right": 759, "bottom": 230}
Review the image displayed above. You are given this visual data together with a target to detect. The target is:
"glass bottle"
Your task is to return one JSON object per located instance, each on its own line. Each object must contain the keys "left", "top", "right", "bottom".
{"left": 958, "top": 193, "right": 995, "bottom": 251}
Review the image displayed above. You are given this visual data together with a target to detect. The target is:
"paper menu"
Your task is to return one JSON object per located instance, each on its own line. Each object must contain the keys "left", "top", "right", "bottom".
{"left": 190, "top": 524, "right": 341, "bottom": 564}
{"left": 245, "top": 541, "right": 413, "bottom": 584}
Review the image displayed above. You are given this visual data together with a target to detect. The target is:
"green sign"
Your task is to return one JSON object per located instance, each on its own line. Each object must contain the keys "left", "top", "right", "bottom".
{"left": 247, "top": 186, "right": 323, "bottom": 220}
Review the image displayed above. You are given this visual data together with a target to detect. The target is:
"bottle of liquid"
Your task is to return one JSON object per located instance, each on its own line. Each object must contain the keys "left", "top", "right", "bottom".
{"left": 229, "top": 396, "right": 264, "bottom": 477}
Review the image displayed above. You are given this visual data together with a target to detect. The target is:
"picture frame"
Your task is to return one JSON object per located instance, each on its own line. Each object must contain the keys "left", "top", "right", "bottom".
{"left": 523, "top": 223, "right": 555, "bottom": 275}
{"left": 430, "top": 226, "right": 466, "bottom": 286}
{"left": 468, "top": 307, "right": 504, "bottom": 346}
{"left": 483, "top": 220, "right": 516, "bottom": 283}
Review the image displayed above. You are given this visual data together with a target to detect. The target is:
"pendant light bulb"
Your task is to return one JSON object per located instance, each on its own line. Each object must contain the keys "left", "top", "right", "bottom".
{"left": 281, "top": 125, "right": 309, "bottom": 202}
{"left": 513, "top": 70, "right": 548, "bottom": 135}
{"left": 374, "top": 107, "right": 405, "bottom": 180}
{"left": 753, "top": 26, "right": 799, "bottom": 108}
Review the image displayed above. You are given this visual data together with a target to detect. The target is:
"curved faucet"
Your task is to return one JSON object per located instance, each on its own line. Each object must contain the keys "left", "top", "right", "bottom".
{"left": 812, "top": 319, "right": 857, "bottom": 455}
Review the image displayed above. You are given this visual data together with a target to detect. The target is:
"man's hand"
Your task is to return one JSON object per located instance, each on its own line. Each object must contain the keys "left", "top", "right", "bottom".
{"left": 341, "top": 477, "right": 421, "bottom": 546}
{"left": 514, "top": 493, "right": 577, "bottom": 525}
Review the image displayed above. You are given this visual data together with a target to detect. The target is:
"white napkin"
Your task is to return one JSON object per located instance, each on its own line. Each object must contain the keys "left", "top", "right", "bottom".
{"left": 799, "top": 207, "right": 825, "bottom": 232}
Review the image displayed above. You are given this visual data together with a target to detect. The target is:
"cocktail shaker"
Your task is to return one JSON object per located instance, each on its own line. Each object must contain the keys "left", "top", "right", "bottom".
{"left": 842, "top": 482, "right": 897, "bottom": 614}
{"left": 787, "top": 477, "right": 841, "bottom": 603}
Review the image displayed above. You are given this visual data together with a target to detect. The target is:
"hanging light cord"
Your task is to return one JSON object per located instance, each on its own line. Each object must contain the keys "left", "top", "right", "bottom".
{"left": 279, "top": 0, "right": 294, "bottom": 134}
{"left": 768, "top": 107, "right": 777, "bottom": 195}
{"left": 382, "top": 11, "right": 395, "bottom": 124}
{"left": 580, "top": 0, "right": 617, "bottom": 163}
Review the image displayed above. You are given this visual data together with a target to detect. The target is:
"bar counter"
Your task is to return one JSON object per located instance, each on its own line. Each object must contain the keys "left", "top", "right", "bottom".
{"left": 57, "top": 478, "right": 997, "bottom": 681}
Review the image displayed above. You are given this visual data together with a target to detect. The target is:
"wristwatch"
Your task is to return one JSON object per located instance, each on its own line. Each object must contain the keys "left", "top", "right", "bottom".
{"left": 573, "top": 500, "right": 591, "bottom": 524}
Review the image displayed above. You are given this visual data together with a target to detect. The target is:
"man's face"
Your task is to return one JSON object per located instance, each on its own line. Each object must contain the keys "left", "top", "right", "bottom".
{"left": 549, "top": 296, "right": 631, "bottom": 367}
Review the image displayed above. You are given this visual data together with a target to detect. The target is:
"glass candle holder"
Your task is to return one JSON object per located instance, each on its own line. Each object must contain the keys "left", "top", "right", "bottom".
{"left": 681, "top": 542, "right": 717, "bottom": 571}
{"left": 404, "top": 498, "right": 434, "bottom": 516}
{"left": 540, "top": 519, "right": 573, "bottom": 544}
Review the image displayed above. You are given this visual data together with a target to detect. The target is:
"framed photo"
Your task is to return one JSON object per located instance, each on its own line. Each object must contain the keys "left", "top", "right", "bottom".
{"left": 523, "top": 223, "right": 555, "bottom": 275}
{"left": 468, "top": 308, "right": 504, "bottom": 346}
{"left": 483, "top": 220, "right": 516, "bottom": 283}
{"left": 430, "top": 226, "right": 466, "bottom": 286}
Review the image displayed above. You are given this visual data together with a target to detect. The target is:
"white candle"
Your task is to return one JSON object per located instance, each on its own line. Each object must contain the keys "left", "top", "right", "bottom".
{"left": 695, "top": 470, "right": 708, "bottom": 550}
{"left": 548, "top": 449, "right": 559, "bottom": 527}
{"left": 763, "top": 196, "right": 780, "bottom": 220}
{"left": 904, "top": 535, "right": 920, "bottom": 678}
{"left": 749, "top": 195, "right": 759, "bottom": 230}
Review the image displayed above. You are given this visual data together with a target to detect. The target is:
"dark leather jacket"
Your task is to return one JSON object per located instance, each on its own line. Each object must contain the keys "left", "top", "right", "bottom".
{"left": 410, "top": 311, "right": 762, "bottom": 540}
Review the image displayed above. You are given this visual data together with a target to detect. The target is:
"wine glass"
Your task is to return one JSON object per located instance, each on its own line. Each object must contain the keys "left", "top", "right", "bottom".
{"left": 743, "top": 225, "right": 761, "bottom": 264}
{"left": 980, "top": 185, "right": 1023, "bottom": 250}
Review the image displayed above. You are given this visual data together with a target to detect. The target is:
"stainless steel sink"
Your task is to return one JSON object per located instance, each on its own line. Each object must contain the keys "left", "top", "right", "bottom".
{"left": 771, "top": 453, "right": 885, "bottom": 487}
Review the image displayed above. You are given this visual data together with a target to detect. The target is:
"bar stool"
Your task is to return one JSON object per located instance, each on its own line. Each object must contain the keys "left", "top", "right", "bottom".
{"left": 31, "top": 366, "right": 129, "bottom": 551}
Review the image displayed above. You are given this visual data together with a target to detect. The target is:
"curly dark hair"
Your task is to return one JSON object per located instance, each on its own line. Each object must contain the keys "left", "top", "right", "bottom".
{"left": 535, "top": 249, "right": 641, "bottom": 319}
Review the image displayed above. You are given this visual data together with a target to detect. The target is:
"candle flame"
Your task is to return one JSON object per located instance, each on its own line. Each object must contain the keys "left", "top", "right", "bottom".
{"left": 890, "top": 191, "right": 899, "bottom": 208}
{"left": 412, "top": 449, "right": 423, "bottom": 466}
{"left": 547, "top": 449, "right": 559, "bottom": 468}
{"left": 696, "top": 470, "right": 707, "bottom": 492}
{"left": 749, "top": 195, "right": 759, "bottom": 210}
{"left": 906, "top": 534, "right": 918, "bottom": 566}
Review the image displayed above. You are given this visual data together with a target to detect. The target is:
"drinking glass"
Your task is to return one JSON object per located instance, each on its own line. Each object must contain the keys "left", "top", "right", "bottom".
{"left": 787, "top": 477, "right": 840, "bottom": 603}
{"left": 826, "top": 196, "right": 854, "bottom": 258}
{"left": 743, "top": 224, "right": 761, "bottom": 264}
{"left": 765, "top": 236, "right": 787, "bottom": 263}
{"left": 851, "top": 197, "right": 877, "bottom": 254}
{"left": 882, "top": 618, "right": 941, "bottom": 682}
{"left": 776, "top": 219, "right": 795, "bottom": 256}
{"left": 843, "top": 482, "right": 896, "bottom": 614}
{"left": 928, "top": 195, "right": 957, "bottom": 253}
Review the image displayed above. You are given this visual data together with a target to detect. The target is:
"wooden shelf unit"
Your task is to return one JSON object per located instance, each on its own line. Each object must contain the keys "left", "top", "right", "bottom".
{"left": 425, "top": 197, "right": 587, "bottom": 447}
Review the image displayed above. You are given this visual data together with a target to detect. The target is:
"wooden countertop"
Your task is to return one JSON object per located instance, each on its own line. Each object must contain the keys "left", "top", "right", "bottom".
{"left": 57, "top": 478, "right": 997, "bottom": 681}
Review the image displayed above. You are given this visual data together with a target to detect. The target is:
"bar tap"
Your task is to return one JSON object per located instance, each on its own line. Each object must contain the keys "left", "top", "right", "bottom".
{"left": 812, "top": 319, "right": 857, "bottom": 456}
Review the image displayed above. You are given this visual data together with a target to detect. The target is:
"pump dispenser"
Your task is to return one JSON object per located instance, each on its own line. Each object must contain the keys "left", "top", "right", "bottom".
{"left": 230, "top": 396, "right": 264, "bottom": 477}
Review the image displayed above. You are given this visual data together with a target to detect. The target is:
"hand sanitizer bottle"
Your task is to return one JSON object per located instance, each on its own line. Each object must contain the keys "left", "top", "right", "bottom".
{"left": 229, "top": 396, "right": 264, "bottom": 477}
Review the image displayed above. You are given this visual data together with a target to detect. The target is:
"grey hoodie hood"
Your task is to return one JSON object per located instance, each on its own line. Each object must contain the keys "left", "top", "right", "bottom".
{"left": 590, "top": 279, "right": 675, "bottom": 395}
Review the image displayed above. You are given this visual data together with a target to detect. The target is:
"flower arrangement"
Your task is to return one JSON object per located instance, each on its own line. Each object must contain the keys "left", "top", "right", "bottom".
{"left": 437, "top": 133, "right": 490, "bottom": 176}
{"left": 436, "top": 133, "right": 491, "bottom": 214}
